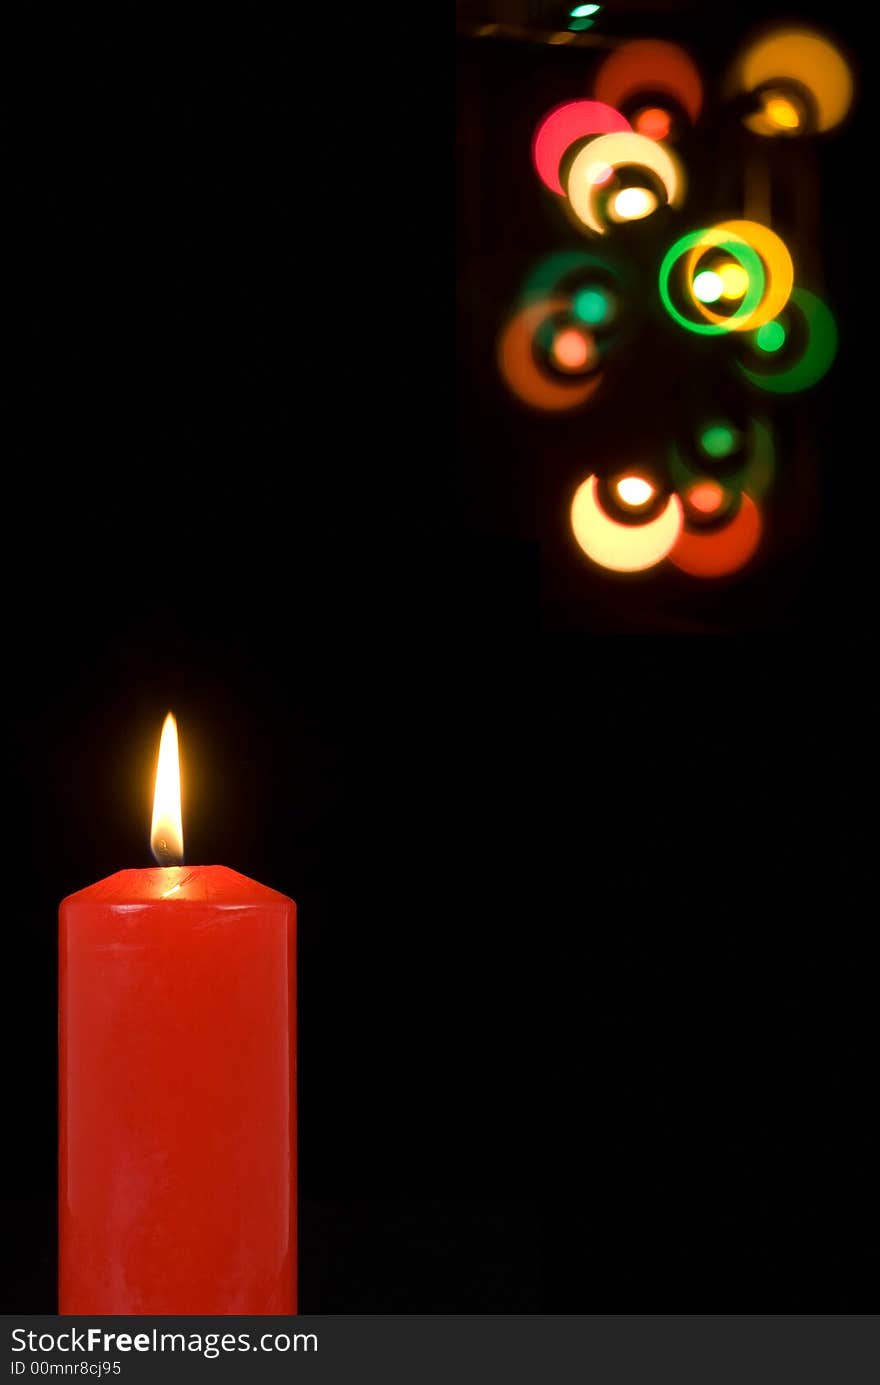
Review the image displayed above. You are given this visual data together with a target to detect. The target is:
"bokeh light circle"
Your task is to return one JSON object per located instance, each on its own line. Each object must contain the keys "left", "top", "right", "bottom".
{"left": 756, "top": 320, "right": 786, "bottom": 352}
{"left": 634, "top": 107, "right": 672, "bottom": 141}
{"left": 669, "top": 418, "right": 776, "bottom": 502}
{"left": 693, "top": 270, "right": 723, "bottom": 303}
{"left": 571, "top": 475, "right": 683, "bottom": 572}
{"left": 700, "top": 423, "right": 740, "bottom": 458}
{"left": 616, "top": 475, "right": 655, "bottom": 508}
{"left": 764, "top": 95, "right": 801, "bottom": 131}
{"left": 734, "top": 28, "right": 853, "bottom": 135}
{"left": 687, "top": 481, "right": 726, "bottom": 515}
{"left": 594, "top": 40, "right": 703, "bottom": 126}
{"left": 659, "top": 228, "right": 765, "bottom": 335}
{"left": 498, "top": 297, "right": 603, "bottom": 412}
{"left": 669, "top": 493, "right": 762, "bottom": 577}
{"left": 739, "top": 288, "right": 837, "bottom": 393}
{"left": 718, "top": 262, "right": 750, "bottom": 299}
{"left": 532, "top": 101, "right": 632, "bottom": 196}
{"left": 521, "top": 250, "right": 624, "bottom": 307}
{"left": 573, "top": 286, "right": 615, "bottom": 326}
{"left": 551, "top": 327, "right": 596, "bottom": 371}
{"left": 684, "top": 220, "right": 794, "bottom": 331}
{"left": 566, "top": 131, "right": 681, "bottom": 235}
{"left": 609, "top": 187, "right": 658, "bottom": 221}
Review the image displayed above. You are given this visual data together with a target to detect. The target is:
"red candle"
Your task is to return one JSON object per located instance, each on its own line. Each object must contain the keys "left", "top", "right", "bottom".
{"left": 58, "top": 714, "right": 296, "bottom": 1315}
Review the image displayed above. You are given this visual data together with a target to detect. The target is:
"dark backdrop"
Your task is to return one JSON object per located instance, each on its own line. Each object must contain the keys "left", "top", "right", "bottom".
{"left": 2, "top": 1, "right": 874, "bottom": 1313}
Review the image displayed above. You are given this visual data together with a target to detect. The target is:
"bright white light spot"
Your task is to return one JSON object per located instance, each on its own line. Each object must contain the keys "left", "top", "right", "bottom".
{"left": 693, "top": 270, "right": 723, "bottom": 303}
{"left": 610, "top": 186, "right": 657, "bottom": 221}
{"left": 616, "top": 476, "right": 655, "bottom": 507}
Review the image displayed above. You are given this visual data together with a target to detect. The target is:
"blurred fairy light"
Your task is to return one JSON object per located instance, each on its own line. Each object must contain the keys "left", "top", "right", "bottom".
{"left": 669, "top": 495, "right": 763, "bottom": 577}
{"left": 738, "top": 289, "right": 838, "bottom": 393}
{"left": 700, "top": 424, "right": 740, "bottom": 459}
{"left": 693, "top": 270, "right": 723, "bottom": 304}
{"left": 571, "top": 477, "right": 683, "bottom": 573}
{"left": 670, "top": 419, "right": 776, "bottom": 509}
{"left": 551, "top": 327, "right": 595, "bottom": 371}
{"left": 730, "top": 28, "right": 853, "bottom": 136}
{"left": 532, "top": 101, "right": 631, "bottom": 196}
{"left": 615, "top": 476, "right": 654, "bottom": 508}
{"left": 755, "top": 320, "right": 786, "bottom": 353}
{"left": 687, "top": 481, "right": 725, "bottom": 515}
{"left": 566, "top": 131, "right": 682, "bottom": 234}
{"left": 764, "top": 96, "right": 802, "bottom": 131}
{"left": 718, "top": 263, "right": 750, "bottom": 300}
{"left": 497, "top": 297, "right": 603, "bottom": 412}
{"left": 594, "top": 39, "right": 703, "bottom": 131}
{"left": 634, "top": 108, "right": 671, "bottom": 140}
{"left": 609, "top": 187, "right": 657, "bottom": 222}
{"left": 569, "top": 4, "right": 600, "bottom": 31}
{"left": 488, "top": 20, "right": 851, "bottom": 581}
{"left": 573, "top": 287, "right": 614, "bottom": 326}
{"left": 659, "top": 221, "right": 794, "bottom": 338}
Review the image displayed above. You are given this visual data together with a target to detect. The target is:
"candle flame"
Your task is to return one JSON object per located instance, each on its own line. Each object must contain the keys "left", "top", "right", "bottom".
{"left": 150, "top": 712, "right": 184, "bottom": 866}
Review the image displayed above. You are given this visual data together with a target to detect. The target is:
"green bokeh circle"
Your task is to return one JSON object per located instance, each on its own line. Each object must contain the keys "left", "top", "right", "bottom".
{"left": 659, "top": 229, "right": 766, "bottom": 336}
{"left": 739, "top": 288, "right": 838, "bottom": 393}
{"left": 669, "top": 417, "right": 776, "bottom": 499}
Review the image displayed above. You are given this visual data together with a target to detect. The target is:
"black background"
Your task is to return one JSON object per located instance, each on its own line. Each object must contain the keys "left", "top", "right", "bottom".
{"left": 2, "top": 1, "right": 875, "bottom": 1312}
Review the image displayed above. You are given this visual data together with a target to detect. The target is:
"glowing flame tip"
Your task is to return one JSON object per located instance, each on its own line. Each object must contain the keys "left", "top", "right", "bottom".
{"left": 150, "top": 712, "right": 184, "bottom": 866}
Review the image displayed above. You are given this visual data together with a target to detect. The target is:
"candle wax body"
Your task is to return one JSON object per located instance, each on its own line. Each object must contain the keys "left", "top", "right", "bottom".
{"left": 59, "top": 866, "right": 296, "bottom": 1315}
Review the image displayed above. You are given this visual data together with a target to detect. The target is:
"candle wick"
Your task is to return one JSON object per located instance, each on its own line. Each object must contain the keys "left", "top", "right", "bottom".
{"left": 151, "top": 839, "right": 184, "bottom": 868}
